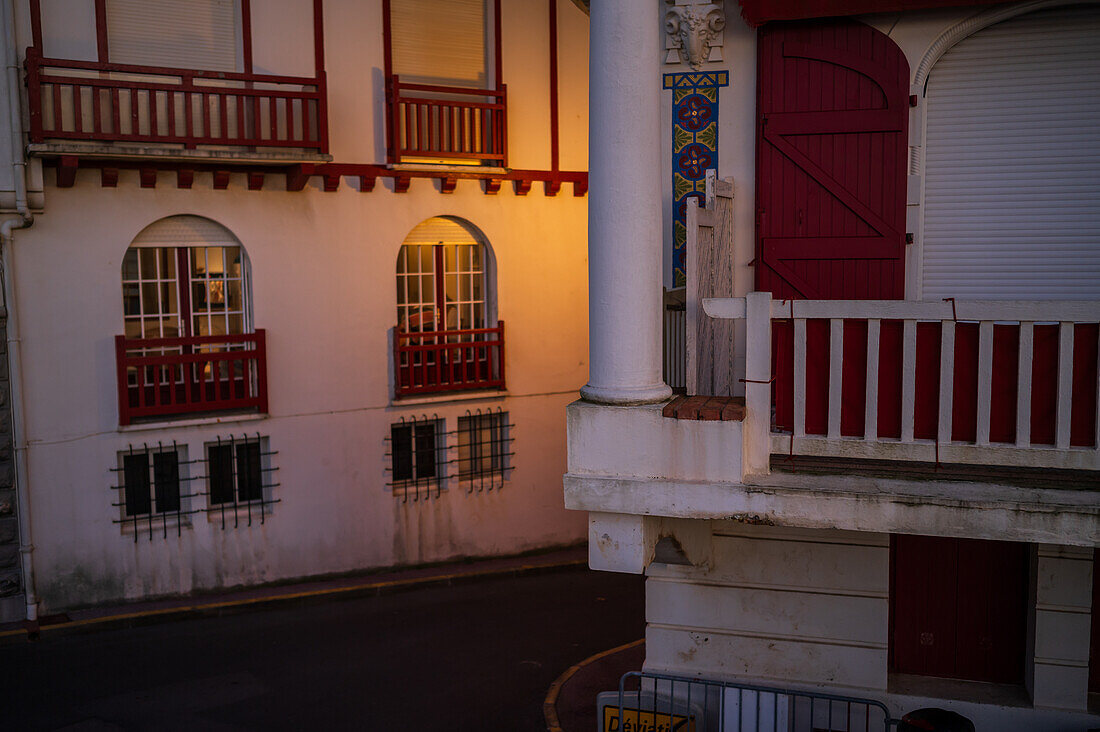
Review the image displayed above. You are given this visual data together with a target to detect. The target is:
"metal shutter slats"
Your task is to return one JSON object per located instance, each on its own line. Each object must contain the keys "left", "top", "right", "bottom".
{"left": 106, "top": 0, "right": 239, "bottom": 72}
{"left": 391, "top": 0, "right": 487, "bottom": 87}
{"left": 921, "top": 6, "right": 1100, "bottom": 301}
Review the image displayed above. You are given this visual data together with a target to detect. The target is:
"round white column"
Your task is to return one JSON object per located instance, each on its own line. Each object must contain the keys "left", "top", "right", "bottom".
{"left": 580, "top": 0, "right": 672, "bottom": 406}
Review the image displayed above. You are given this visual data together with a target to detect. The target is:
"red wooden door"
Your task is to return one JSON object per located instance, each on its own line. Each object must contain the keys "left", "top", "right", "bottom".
{"left": 891, "top": 535, "right": 1028, "bottom": 684}
{"left": 756, "top": 20, "right": 909, "bottom": 432}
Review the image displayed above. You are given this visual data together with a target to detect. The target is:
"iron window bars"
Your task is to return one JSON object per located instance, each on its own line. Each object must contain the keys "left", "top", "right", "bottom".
{"left": 385, "top": 409, "right": 515, "bottom": 502}
{"left": 456, "top": 408, "right": 513, "bottom": 492}
{"left": 201, "top": 433, "right": 280, "bottom": 529}
{"left": 110, "top": 441, "right": 201, "bottom": 542}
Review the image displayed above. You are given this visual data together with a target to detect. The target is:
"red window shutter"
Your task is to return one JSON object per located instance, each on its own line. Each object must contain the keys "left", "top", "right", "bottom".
{"left": 755, "top": 19, "right": 909, "bottom": 300}
{"left": 756, "top": 20, "right": 909, "bottom": 433}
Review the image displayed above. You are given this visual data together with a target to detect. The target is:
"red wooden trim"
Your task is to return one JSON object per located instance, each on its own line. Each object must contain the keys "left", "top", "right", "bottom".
{"left": 29, "top": 0, "right": 42, "bottom": 52}
{"left": 94, "top": 0, "right": 108, "bottom": 62}
{"left": 381, "top": 0, "right": 393, "bottom": 80}
{"left": 393, "top": 323, "right": 506, "bottom": 397}
{"left": 738, "top": 0, "right": 1005, "bottom": 26}
{"left": 115, "top": 335, "right": 131, "bottom": 425}
{"left": 34, "top": 55, "right": 320, "bottom": 85}
{"left": 548, "top": 0, "right": 559, "bottom": 172}
{"left": 493, "top": 0, "right": 503, "bottom": 89}
{"left": 312, "top": 0, "right": 325, "bottom": 77}
{"left": 241, "top": 0, "right": 253, "bottom": 74}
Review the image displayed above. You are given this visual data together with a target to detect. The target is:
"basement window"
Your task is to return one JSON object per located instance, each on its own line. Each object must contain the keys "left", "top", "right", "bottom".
{"left": 113, "top": 443, "right": 196, "bottom": 540}
{"left": 456, "top": 409, "right": 513, "bottom": 489}
{"left": 388, "top": 417, "right": 444, "bottom": 501}
{"left": 204, "top": 434, "right": 278, "bottom": 527}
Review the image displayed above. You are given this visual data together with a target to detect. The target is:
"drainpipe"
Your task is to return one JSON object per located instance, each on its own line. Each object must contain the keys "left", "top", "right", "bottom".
{"left": 2, "top": 0, "right": 38, "bottom": 623}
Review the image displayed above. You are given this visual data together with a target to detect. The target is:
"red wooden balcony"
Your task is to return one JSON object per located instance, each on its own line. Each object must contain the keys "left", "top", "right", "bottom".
{"left": 386, "top": 75, "right": 507, "bottom": 166}
{"left": 27, "top": 49, "right": 328, "bottom": 153}
{"left": 115, "top": 331, "right": 269, "bottom": 426}
{"left": 394, "top": 323, "right": 505, "bottom": 397}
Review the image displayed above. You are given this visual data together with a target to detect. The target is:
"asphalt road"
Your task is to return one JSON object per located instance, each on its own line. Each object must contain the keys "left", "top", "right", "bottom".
{"left": 2, "top": 567, "right": 645, "bottom": 731}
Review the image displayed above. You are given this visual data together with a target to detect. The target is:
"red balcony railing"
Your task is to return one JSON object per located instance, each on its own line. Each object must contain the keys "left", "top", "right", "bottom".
{"left": 386, "top": 75, "right": 506, "bottom": 165}
{"left": 27, "top": 48, "right": 328, "bottom": 152}
{"left": 115, "top": 331, "right": 269, "bottom": 426}
{"left": 394, "top": 323, "right": 505, "bottom": 397}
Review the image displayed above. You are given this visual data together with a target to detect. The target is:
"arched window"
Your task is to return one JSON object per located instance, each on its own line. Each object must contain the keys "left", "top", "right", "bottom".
{"left": 122, "top": 215, "right": 250, "bottom": 341}
{"left": 394, "top": 217, "right": 503, "bottom": 396}
{"left": 117, "top": 216, "right": 266, "bottom": 424}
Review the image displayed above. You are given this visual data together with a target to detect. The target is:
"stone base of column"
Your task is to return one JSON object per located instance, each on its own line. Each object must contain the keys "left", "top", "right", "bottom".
{"left": 580, "top": 381, "right": 672, "bottom": 406}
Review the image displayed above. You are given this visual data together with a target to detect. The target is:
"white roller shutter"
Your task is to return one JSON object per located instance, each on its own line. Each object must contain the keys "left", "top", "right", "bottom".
{"left": 391, "top": 0, "right": 487, "bottom": 87}
{"left": 106, "top": 0, "right": 240, "bottom": 72}
{"left": 921, "top": 5, "right": 1100, "bottom": 301}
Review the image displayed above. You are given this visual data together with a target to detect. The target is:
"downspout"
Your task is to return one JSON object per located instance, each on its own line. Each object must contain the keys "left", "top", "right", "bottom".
{"left": 2, "top": 0, "right": 37, "bottom": 623}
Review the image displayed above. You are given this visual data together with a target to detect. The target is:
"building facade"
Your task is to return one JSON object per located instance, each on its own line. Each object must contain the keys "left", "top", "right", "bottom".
{"left": 0, "top": 0, "right": 591, "bottom": 624}
{"left": 568, "top": 0, "right": 1100, "bottom": 729}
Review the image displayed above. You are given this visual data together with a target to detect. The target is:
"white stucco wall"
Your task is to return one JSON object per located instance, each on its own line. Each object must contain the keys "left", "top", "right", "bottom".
{"left": 5, "top": 0, "right": 592, "bottom": 611}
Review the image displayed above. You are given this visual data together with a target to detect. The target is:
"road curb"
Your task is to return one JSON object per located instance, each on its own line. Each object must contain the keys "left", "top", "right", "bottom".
{"left": 0, "top": 554, "right": 587, "bottom": 644}
{"left": 543, "top": 638, "right": 644, "bottom": 732}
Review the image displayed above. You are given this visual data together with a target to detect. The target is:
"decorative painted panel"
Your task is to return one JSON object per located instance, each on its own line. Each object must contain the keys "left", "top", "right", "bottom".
{"left": 664, "top": 70, "right": 727, "bottom": 287}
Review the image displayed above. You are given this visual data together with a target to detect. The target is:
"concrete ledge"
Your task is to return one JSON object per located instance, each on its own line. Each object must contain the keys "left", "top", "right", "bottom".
{"left": 564, "top": 472, "right": 1100, "bottom": 546}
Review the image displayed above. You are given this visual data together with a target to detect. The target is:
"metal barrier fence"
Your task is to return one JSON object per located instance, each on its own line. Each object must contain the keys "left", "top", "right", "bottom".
{"left": 613, "top": 671, "right": 896, "bottom": 732}
{"left": 664, "top": 290, "right": 686, "bottom": 393}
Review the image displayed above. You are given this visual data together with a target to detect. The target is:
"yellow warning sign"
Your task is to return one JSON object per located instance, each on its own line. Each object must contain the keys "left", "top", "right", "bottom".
{"left": 602, "top": 705, "right": 695, "bottom": 732}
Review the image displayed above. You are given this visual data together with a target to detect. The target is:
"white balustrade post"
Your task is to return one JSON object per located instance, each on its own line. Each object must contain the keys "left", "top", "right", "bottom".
{"left": 580, "top": 0, "right": 672, "bottom": 405}
{"left": 743, "top": 291, "right": 772, "bottom": 477}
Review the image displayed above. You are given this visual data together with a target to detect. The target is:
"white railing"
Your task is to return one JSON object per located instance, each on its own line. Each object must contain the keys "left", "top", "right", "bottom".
{"left": 705, "top": 293, "right": 1100, "bottom": 474}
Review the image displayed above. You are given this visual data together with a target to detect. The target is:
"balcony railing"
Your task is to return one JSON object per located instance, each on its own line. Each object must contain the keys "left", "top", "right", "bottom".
{"left": 703, "top": 294, "right": 1100, "bottom": 473}
{"left": 386, "top": 75, "right": 507, "bottom": 166}
{"left": 27, "top": 48, "right": 328, "bottom": 152}
{"left": 115, "top": 331, "right": 268, "bottom": 426}
{"left": 394, "top": 323, "right": 505, "bottom": 397}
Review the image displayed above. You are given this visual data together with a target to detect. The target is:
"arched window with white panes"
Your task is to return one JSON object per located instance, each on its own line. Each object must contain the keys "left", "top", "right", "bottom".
{"left": 117, "top": 215, "right": 266, "bottom": 424}
{"left": 394, "top": 216, "right": 504, "bottom": 397}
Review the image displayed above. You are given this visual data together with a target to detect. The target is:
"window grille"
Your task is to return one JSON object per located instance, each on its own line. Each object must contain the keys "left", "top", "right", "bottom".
{"left": 386, "top": 415, "right": 446, "bottom": 502}
{"left": 455, "top": 408, "right": 513, "bottom": 492}
{"left": 110, "top": 441, "right": 200, "bottom": 541}
{"left": 385, "top": 410, "right": 514, "bottom": 501}
{"left": 201, "top": 433, "right": 279, "bottom": 528}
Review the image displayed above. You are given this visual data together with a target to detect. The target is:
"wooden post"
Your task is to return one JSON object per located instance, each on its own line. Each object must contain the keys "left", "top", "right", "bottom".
{"left": 743, "top": 291, "right": 772, "bottom": 477}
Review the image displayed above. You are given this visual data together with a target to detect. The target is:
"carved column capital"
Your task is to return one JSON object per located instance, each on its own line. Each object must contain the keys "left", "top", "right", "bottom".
{"left": 664, "top": 0, "right": 725, "bottom": 70}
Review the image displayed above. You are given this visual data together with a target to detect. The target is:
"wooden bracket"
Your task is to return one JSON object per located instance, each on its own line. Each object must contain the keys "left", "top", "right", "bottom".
{"left": 100, "top": 167, "right": 119, "bottom": 187}
{"left": 439, "top": 176, "right": 457, "bottom": 194}
{"left": 247, "top": 172, "right": 265, "bottom": 191}
{"left": 322, "top": 173, "right": 340, "bottom": 192}
{"left": 212, "top": 170, "right": 231, "bottom": 189}
{"left": 544, "top": 179, "right": 562, "bottom": 197}
{"left": 393, "top": 174, "right": 411, "bottom": 193}
{"left": 139, "top": 168, "right": 157, "bottom": 188}
{"left": 56, "top": 155, "right": 78, "bottom": 188}
{"left": 573, "top": 179, "right": 588, "bottom": 197}
{"left": 482, "top": 178, "right": 502, "bottom": 195}
{"left": 359, "top": 175, "right": 376, "bottom": 192}
{"left": 286, "top": 164, "right": 314, "bottom": 192}
{"left": 512, "top": 178, "right": 532, "bottom": 196}
{"left": 177, "top": 169, "right": 195, "bottom": 189}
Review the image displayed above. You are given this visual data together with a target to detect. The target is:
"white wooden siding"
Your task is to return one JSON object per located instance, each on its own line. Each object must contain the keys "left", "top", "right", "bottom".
{"left": 921, "top": 5, "right": 1100, "bottom": 300}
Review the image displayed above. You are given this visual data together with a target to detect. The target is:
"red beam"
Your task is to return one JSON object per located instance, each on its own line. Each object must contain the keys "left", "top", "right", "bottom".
{"left": 94, "top": 0, "right": 108, "bottom": 62}
{"left": 548, "top": 0, "right": 559, "bottom": 173}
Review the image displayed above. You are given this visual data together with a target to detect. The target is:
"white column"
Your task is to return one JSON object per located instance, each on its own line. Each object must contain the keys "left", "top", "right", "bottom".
{"left": 580, "top": 0, "right": 672, "bottom": 405}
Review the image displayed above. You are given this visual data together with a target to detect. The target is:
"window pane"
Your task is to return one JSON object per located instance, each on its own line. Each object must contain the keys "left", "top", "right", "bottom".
{"left": 124, "top": 319, "right": 142, "bottom": 339}
{"left": 193, "top": 316, "right": 209, "bottom": 336}
{"left": 143, "top": 319, "right": 161, "bottom": 339}
{"left": 227, "top": 314, "right": 243, "bottom": 334}
{"left": 123, "top": 453, "right": 151, "bottom": 516}
{"left": 122, "top": 249, "right": 139, "bottom": 280}
{"left": 161, "top": 283, "right": 177, "bottom": 315}
{"left": 141, "top": 283, "right": 160, "bottom": 315}
{"left": 191, "top": 248, "right": 207, "bottom": 277}
{"left": 208, "top": 280, "right": 226, "bottom": 309}
{"left": 236, "top": 441, "right": 263, "bottom": 502}
{"left": 139, "top": 248, "right": 158, "bottom": 279}
{"left": 414, "top": 423, "right": 436, "bottom": 479}
{"left": 208, "top": 444, "right": 235, "bottom": 505}
{"left": 160, "top": 248, "right": 176, "bottom": 279}
{"left": 391, "top": 425, "right": 413, "bottom": 481}
{"left": 206, "top": 247, "right": 224, "bottom": 276}
{"left": 192, "top": 283, "right": 207, "bottom": 311}
{"left": 123, "top": 284, "right": 140, "bottom": 316}
{"left": 153, "top": 451, "right": 180, "bottom": 513}
{"left": 161, "top": 319, "right": 179, "bottom": 338}
{"left": 443, "top": 244, "right": 455, "bottom": 271}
